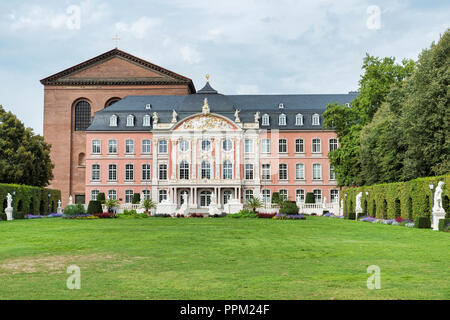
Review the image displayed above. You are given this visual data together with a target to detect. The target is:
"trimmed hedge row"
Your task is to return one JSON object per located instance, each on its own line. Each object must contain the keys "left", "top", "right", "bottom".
{"left": 342, "top": 174, "right": 450, "bottom": 222}
{"left": 0, "top": 183, "right": 61, "bottom": 219}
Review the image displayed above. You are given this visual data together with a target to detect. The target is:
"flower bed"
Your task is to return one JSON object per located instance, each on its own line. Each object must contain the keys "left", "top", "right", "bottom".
{"left": 273, "top": 213, "right": 306, "bottom": 220}
{"left": 94, "top": 212, "right": 118, "bottom": 219}
{"left": 257, "top": 212, "right": 277, "bottom": 219}
{"left": 63, "top": 214, "right": 98, "bottom": 220}
{"left": 25, "top": 213, "right": 63, "bottom": 219}
{"left": 358, "top": 215, "right": 415, "bottom": 228}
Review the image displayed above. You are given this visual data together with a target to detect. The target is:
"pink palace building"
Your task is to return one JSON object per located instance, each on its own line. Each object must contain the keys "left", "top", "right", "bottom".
{"left": 85, "top": 77, "right": 357, "bottom": 212}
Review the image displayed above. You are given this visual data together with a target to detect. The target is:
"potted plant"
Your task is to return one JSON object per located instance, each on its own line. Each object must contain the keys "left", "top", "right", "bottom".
{"left": 142, "top": 198, "right": 156, "bottom": 216}
{"left": 104, "top": 198, "right": 120, "bottom": 213}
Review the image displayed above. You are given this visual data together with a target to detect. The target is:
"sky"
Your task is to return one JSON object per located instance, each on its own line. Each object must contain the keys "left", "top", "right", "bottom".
{"left": 0, "top": 0, "right": 448, "bottom": 135}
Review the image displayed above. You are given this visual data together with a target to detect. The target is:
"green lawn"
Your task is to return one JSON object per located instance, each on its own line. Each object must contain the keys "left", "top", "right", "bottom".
{"left": 0, "top": 216, "right": 448, "bottom": 300}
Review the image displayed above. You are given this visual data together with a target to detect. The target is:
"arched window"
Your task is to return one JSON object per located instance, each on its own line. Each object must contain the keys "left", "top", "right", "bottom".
{"left": 279, "top": 114, "right": 286, "bottom": 126}
{"left": 329, "top": 138, "right": 338, "bottom": 152}
{"left": 179, "top": 161, "right": 189, "bottom": 180}
{"left": 74, "top": 100, "right": 91, "bottom": 131}
{"left": 295, "top": 114, "right": 303, "bottom": 126}
{"left": 143, "top": 115, "right": 151, "bottom": 127}
{"left": 295, "top": 138, "right": 304, "bottom": 153}
{"left": 223, "top": 160, "right": 233, "bottom": 179}
{"left": 109, "top": 114, "right": 118, "bottom": 127}
{"left": 126, "top": 115, "right": 134, "bottom": 127}
{"left": 278, "top": 139, "right": 287, "bottom": 153}
{"left": 201, "top": 161, "right": 211, "bottom": 179}
{"left": 312, "top": 113, "right": 320, "bottom": 126}
{"left": 105, "top": 97, "right": 121, "bottom": 108}
{"left": 262, "top": 114, "right": 270, "bottom": 126}
{"left": 78, "top": 153, "right": 86, "bottom": 167}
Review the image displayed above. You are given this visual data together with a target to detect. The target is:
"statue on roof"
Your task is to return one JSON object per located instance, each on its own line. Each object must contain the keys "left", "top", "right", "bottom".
{"left": 202, "top": 98, "right": 210, "bottom": 115}
{"left": 172, "top": 110, "right": 178, "bottom": 123}
{"left": 234, "top": 109, "right": 241, "bottom": 123}
{"left": 153, "top": 112, "right": 159, "bottom": 124}
{"left": 254, "top": 111, "right": 260, "bottom": 123}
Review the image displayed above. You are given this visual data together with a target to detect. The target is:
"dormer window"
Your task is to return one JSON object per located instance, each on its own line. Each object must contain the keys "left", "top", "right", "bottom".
{"left": 126, "top": 115, "right": 134, "bottom": 127}
{"left": 296, "top": 114, "right": 303, "bottom": 126}
{"left": 279, "top": 103, "right": 284, "bottom": 109}
{"left": 262, "top": 114, "right": 270, "bottom": 126}
{"left": 279, "top": 114, "right": 286, "bottom": 126}
{"left": 312, "top": 113, "right": 320, "bottom": 126}
{"left": 146, "top": 104, "right": 152, "bottom": 110}
{"left": 109, "top": 114, "right": 118, "bottom": 127}
{"left": 143, "top": 114, "right": 151, "bottom": 127}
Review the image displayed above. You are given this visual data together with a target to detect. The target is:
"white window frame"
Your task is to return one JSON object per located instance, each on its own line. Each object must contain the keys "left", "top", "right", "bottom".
{"left": 244, "top": 139, "right": 254, "bottom": 153}
{"left": 125, "top": 190, "right": 134, "bottom": 204}
{"left": 179, "top": 161, "right": 190, "bottom": 180}
{"left": 278, "top": 139, "right": 287, "bottom": 153}
{"left": 279, "top": 114, "right": 287, "bottom": 126}
{"left": 312, "top": 113, "right": 320, "bottom": 126}
{"left": 295, "top": 114, "right": 303, "bottom": 126}
{"left": 143, "top": 114, "right": 151, "bottom": 127}
{"left": 262, "top": 114, "right": 270, "bottom": 126}
{"left": 125, "top": 139, "right": 134, "bottom": 154}
{"left": 313, "top": 189, "right": 322, "bottom": 203}
{"left": 159, "top": 164, "right": 168, "bottom": 180}
{"left": 295, "top": 138, "right": 304, "bottom": 153}
{"left": 91, "top": 164, "right": 100, "bottom": 181}
{"left": 142, "top": 139, "right": 151, "bottom": 154}
{"left": 108, "top": 164, "right": 117, "bottom": 181}
{"left": 245, "top": 164, "right": 254, "bottom": 180}
{"left": 296, "top": 189, "right": 305, "bottom": 203}
{"left": 295, "top": 163, "right": 305, "bottom": 180}
{"left": 222, "top": 161, "right": 233, "bottom": 180}
{"left": 313, "top": 163, "right": 322, "bottom": 180}
{"left": 261, "top": 164, "right": 271, "bottom": 180}
{"left": 261, "top": 139, "right": 271, "bottom": 153}
{"left": 126, "top": 115, "right": 134, "bottom": 127}
{"left": 91, "top": 140, "right": 101, "bottom": 154}
{"left": 109, "top": 115, "right": 118, "bottom": 127}
{"left": 312, "top": 138, "right": 322, "bottom": 153}
{"left": 108, "top": 139, "right": 118, "bottom": 154}
{"left": 159, "top": 140, "right": 168, "bottom": 154}
{"left": 279, "top": 163, "right": 288, "bottom": 180}
{"left": 142, "top": 164, "right": 151, "bottom": 181}
{"left": 329, "top": 138, "right": 338, "bottom": 152}
{"left": 91, "top": 189, "right": 99, "bottom": 201}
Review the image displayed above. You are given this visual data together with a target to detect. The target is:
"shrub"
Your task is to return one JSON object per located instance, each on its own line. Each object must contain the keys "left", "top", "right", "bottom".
{"left": 271, "top": 192, "right": 281, "bottom": 204}
{"left": 280, "top": 201, "right": 299, "bottom": 215}
{"left": 305, "top": 192, "right": 315, "bottom": 204}
{"left": 87, "top": 200, "right": 103, "bottom": 214}
{"left": 347, "top": 212, "right": 356, "bottom": 220}
{"left": 97, "top": 192, "right": 106, "bottom": 204}
{"left": 438, "top": 218, "right": 450, "bottom": 232}
{"left": 63, "top": 204, "right": 85, "bottom": 216}
{"left": 132, "top": 193, "right": 141, "bottom": 204}
{"left": 414, "top": 216, "right": 431, "bottom": 229}
{"left": 188, "top": 213, "right": 204, "bottom": 218}
{"left": 123, "top": 209, "right": 138, "bottom": 215}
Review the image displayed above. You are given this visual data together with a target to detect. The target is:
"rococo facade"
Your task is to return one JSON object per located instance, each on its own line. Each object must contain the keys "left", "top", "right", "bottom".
{"left": 85, "top": 76, "right": 356, "bottom": 210}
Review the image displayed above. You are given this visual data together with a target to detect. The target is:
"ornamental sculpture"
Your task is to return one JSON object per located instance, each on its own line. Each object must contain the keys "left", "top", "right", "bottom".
{"left": 178, "top": 115, "right": 234, "bottom": 131}
{"left": 202, "top": 98, "right": 210, "bottom": 115}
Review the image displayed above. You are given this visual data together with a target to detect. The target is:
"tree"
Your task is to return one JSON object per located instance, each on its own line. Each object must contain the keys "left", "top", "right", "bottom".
{"left": 245, "top": 196, "right": 263, "bottom": 213}
{"left": 323, "top": 54, "right": 415, "bottom": 186}
{"left": 0, "top": 105, "right": 54, "bottom": 187}
{"left": 399, "top": 30, "right": 450, "bottom": 179}
{"left": 359, "top": 29, "right": 450, "bottom": 184}
{"left": 105, "top": 198, "right": 120, "bottom": 212}
{"left": 132, "top": 193, "right": 141, "bottom": 204}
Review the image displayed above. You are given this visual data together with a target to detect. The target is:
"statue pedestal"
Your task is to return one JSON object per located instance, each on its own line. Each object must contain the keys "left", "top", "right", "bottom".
{"left": 355, "top": 208, "right": 363, "bottom": 221}
{"left": 224, "top": 199, "right": 243, "bottom": 214}
{"left": 432, "top": 210, "right": 446, "bottom": 231}
{"left": 156, "top": 201, "right": 177, "bottom": 215}
{"left": 5, "top": 207, "right": 13, "bottom": 221}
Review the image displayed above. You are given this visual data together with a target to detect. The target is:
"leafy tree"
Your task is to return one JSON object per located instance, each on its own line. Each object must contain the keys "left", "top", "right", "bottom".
{"left": 97, "top": 192, "right": 106, "bottom": 204}
{"left": 360, "top": 29, "right": 449, "bottom": 184}
{"left": 0, "top": 106, "right": 54, "bottom": 187}
{"left": 324, "top": 55, "right": 415, "bottom": 186}
{"left": 305, "top": 192, "right": 315, "bottom": 204}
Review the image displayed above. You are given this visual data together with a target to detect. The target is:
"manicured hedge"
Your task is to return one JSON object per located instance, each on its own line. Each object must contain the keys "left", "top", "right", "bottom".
{"left": 342, "top": 174, "right": 450, "bottom": 222}
{"left": 0, "top": 183, "right": 61, "bottom": 219}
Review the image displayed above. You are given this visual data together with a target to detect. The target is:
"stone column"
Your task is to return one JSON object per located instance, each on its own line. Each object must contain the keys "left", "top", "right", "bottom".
{"left": 192, "top": 138, "right": 197, "bottom": 179}
{"left": 215, "top": 138, "right": 221, "bottom": 179}
{"left": 235, "top": 138, "right": 241, "bottom": 180}
{"left": 171, "top": 139, "right": 177, "bottom": 180}
{"left": 152, "top": 138, "right": 158, "bottom": 201}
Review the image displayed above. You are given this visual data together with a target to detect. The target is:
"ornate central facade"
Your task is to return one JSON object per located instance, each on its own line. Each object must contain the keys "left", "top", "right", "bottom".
{"left": 85, "top": 76, "right": 357, "bottom": 210}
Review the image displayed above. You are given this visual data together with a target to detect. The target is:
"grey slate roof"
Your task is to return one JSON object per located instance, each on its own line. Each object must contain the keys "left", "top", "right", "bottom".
{"left": 87, "top": 82, "right": 358, "bottom": 131}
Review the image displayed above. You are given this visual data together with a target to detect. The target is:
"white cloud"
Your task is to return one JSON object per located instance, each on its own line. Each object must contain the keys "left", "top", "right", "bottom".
{"left": 115, "top": 16, "right": 161, "bottom": 39}
{"left": 236, "top": 84, "right": 260, "bottom": 94}
{"left": 180, "top": 45, "right": 202, "bottom": 64}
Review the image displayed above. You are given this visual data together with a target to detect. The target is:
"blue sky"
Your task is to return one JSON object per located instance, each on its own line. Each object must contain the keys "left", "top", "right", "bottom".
{"left": 0, "top": 0, "right": 448, "bottom": 134}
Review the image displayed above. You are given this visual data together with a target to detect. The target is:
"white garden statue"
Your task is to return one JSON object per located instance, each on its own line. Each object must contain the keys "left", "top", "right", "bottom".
{"left": 5, "top": 193, "right": 13, "bottom": 221}
{"left": 432, "top": 181, "right": 446, "bottom": 231}
{"left": 355, "top": 192, "right": 363, "bottom": 219}
{"left": 176, "top": 193, "right": 190, "bottom": 216}
{"left": 68, "top": 195, "right": 73, "bottom": 206}
{"left": 57, "top": 200, "right": 62, "bottom": 214}
{"left": 208, "top": 193, "right": 221, "bottom": 216}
